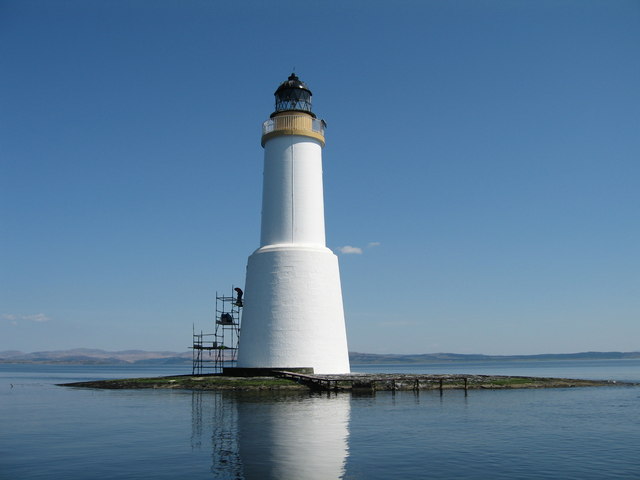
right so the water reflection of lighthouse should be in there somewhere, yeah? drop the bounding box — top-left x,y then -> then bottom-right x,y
193,392 -> 351,479
237,394 -> 351,480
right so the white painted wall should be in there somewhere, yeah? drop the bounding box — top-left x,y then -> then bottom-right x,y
238,245 -> 350,374
260,135 -> 326,247
238,128 -> 350,374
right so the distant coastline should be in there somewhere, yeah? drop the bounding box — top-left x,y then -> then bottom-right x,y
1,348 -> 639,365
349,351 -> 640,364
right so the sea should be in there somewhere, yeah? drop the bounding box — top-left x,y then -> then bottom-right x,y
1,359 -> 639,479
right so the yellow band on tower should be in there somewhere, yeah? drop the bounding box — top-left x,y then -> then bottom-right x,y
261,112 -> 325,147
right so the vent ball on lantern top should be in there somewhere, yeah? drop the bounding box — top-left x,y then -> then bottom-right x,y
272,73 -> 315,118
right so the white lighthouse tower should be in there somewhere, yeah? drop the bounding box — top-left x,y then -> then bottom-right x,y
236,74 -> 350,374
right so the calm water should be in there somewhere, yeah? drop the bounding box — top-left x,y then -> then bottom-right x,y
1,360 -> 639,479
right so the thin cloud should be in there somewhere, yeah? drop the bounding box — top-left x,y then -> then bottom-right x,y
2,313 -> 51,324
337,242 -> 379,254
338,245 -> 363,255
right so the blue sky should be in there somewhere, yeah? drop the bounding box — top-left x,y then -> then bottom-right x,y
1,0 -> 639,355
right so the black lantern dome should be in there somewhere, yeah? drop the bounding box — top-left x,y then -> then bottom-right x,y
272,73 -> 315,118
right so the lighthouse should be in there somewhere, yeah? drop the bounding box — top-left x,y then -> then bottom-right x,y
236,74 -> 350,374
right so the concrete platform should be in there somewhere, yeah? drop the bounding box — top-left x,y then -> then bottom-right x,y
223,367 -> 314,377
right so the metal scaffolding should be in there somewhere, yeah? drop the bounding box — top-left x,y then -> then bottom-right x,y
191,288 -> 242,375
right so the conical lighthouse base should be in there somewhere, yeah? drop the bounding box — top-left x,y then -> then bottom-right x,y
236,245 -> 351,374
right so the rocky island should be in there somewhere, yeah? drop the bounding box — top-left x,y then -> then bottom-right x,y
59,371 -> 626,392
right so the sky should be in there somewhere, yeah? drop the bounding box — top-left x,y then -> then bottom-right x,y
1,0 -> 639,355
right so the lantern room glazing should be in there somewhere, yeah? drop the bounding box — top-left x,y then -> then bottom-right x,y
272,73 -> 315,117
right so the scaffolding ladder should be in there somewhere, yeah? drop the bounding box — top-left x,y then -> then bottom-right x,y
191,288 -> 242,375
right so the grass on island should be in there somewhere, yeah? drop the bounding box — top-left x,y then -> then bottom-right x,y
62,375 -> 307,390
483,377 -> 539,386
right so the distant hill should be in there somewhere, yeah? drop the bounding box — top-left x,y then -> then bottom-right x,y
349,351 -> 640,364
1,348 -> 639,365
0,348 -> 192,365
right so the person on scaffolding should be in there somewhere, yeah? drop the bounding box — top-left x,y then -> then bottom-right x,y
234,287 -> 243,307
